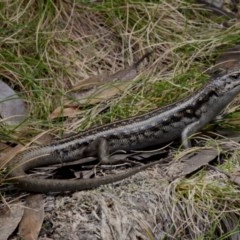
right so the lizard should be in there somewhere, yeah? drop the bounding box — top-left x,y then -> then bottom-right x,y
7,70 -> 240,193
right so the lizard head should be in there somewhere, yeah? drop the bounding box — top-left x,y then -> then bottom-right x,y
204,70 -> 240,117
215,70 -> 240,95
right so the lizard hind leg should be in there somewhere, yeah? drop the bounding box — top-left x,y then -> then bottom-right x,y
97,138 -> 111,164
85,137 -> 112,164
94,138 -> 129,165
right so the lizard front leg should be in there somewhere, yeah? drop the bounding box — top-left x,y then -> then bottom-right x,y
182,118 -> 209,148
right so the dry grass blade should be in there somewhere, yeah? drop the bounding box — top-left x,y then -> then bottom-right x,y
18,195 -> 45,240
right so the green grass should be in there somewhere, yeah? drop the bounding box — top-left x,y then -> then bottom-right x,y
1,0 -> 240,239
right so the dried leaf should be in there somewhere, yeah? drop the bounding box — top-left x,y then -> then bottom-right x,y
18,195 -> 45,240
208,46 -> 240,76
0,144 -> 24,170
0,131 -> 54,171
50,106 -> 83,119
0,203 -> 24,240
0,80 -> 28,125
167,149 -> 219,180
76,81 -> 131,105
68,51 -> 152,105
70,74 -> 108,92
71,51 -> 152,91
50,52 -> 152,119
29,130 -> 54,145
109,147 -> 168,164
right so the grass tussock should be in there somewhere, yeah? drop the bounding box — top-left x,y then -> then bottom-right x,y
1,0 -> 240,239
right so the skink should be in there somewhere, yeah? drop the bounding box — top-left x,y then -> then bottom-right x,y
8,70 -> 240,193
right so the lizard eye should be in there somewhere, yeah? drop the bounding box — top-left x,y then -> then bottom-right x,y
230,72 -> 240,80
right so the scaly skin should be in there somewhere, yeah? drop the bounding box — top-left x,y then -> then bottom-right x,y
8,70 -> 240,193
